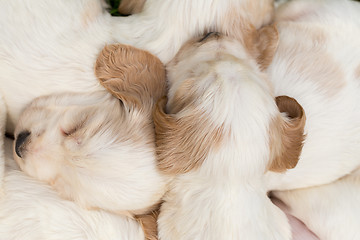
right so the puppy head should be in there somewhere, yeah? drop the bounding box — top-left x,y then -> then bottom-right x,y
154,27 -> 305,175
14,44 -> 168,215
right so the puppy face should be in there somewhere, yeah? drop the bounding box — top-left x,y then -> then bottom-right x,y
155,29 -> 305,175
14,44 -> 168,215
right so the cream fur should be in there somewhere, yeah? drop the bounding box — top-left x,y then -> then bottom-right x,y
13,91 -> 168,216
265,0 -> 360,191
264,0 -> 360,238
155,33 -> 296,240
0,137 -> 145,240
0,0 -> 273,134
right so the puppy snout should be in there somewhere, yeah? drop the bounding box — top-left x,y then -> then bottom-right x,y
15,131 -> 31,158
199,32 -> 220,42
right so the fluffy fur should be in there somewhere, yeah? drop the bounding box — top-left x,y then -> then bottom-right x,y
12,44 -> 169,240
0,137 -> 145,240
265,0 -> 360,191
263,0 -> 360,238
154,29 -> 306,239
0,0 -> 273,134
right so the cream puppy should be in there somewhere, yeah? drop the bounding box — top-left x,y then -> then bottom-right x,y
264,0 -> 360,191
154,29 -> 306,239
260,0 -> 360,239
13,44 -> 168,226
0,0 -> 273,134
0,137 -> 145,240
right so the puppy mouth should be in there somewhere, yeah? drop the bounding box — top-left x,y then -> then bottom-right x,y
15,130 -> 31,158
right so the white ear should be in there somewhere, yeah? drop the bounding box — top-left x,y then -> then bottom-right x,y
268,96 -> 306,172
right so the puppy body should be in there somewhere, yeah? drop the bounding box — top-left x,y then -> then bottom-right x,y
262,0 -> 360,238
265,0 -> 360,191
0,137 -> 145,240
154,32 -> 305,239
0,0 -> 273,133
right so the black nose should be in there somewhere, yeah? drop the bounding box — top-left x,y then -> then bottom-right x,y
15,131 -> 31,158
199,32 -> 220,42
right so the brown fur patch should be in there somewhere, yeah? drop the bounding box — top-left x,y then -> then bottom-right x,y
135,203 -> 161,240
268,96 -> 306,172
94,44 -> 166,110
153,98 -> 224,174
241,24 -> 279,71
118,0 -> 146,15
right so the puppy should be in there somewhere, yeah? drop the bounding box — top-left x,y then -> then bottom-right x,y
153,28 -> 306,239
13,44 -> 168,232
0,0 -> 273,134
0,137 -> 145,240
261,0 -> 360,238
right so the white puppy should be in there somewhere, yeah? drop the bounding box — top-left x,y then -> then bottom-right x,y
11,44 -> 168,239
0,137 -> 145,240
262,0 -> 360,238
0,0 -> 273,134
264,0 -> 360,191
153,28 -> 306,239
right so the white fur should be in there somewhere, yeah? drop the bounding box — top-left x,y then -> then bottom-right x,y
157,35 -> 291,240
0,137 -> 145,240
273,169 -> 360,240
0,0 -> 273,133
13,91 -> 168,215
264,0 -> 360,238
265,0 -> 360,190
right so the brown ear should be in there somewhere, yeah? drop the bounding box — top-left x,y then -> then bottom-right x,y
268,96 -> 306,172
118,0 -> 146,15
244,24 -> 279,71
153,97 -> 224,175
134,205 -> 160,240
94,44 -> 166,110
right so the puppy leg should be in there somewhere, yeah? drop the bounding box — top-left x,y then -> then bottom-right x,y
273,170 -> 360,240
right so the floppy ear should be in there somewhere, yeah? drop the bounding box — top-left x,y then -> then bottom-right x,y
244,24 -> 279,71
118,0 -> 146,15
134,204 -> 161,240
153,97 -> 224,175
268,96 -> 306,172
94,44 -> 166,110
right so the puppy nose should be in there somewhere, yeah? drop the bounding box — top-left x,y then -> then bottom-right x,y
15,131 -> 31,158
199,32 -> 220,42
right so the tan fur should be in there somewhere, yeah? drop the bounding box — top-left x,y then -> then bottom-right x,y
94,44 -> 166,110
222,1 -> 274,44
153,98 -> 224,174
268,96 -> 306,172
135,204 -> 161,240
118,0 -> 146,15
242,25 -> 279,71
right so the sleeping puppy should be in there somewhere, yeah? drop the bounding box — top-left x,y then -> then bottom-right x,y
153,28 -> 306,239
0,137 -> 145,240
0,0 -> 273,134
12,44 -> 168,239
261,0 -> 360,238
